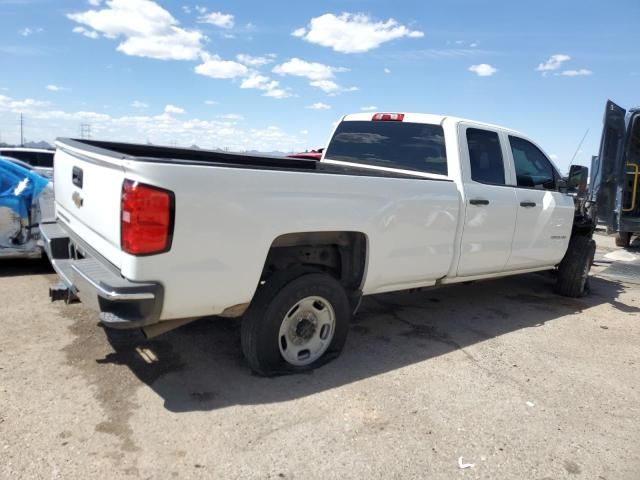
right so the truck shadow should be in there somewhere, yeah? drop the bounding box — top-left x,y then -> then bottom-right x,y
99,273 -> 637,413
0,257 -> 53,277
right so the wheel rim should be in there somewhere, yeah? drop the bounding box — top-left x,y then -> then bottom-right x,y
278,295 -> 336,366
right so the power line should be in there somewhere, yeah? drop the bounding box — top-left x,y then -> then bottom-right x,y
19,113 -> 24,146
80,123 -> 92,139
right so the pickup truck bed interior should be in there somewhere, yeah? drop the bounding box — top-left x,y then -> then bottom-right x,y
63,138 -> 448,181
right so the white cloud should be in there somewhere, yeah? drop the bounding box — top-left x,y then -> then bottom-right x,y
195,55 -> 291,99
292,27 -> 306,37
67,0 -> 204,61
239,72 -> 292,99
468,63 -> 497,77
0,95 -> 50,111
46,84 -> 70,92
560,69 -> 592,77
72,26 -> 100,39
198,11 -> 234,29
88,0 -> 102,6
273,58 -> 347,81
470,42 -> 478,48
19,27 -> 43,37
131,100 -> 148,108
236,53 -> 276,67
66,1 -> 294,101
292,13 -> 424,53
262,88 -> 291,99
217,113 -> 244,120
308,80 -> 339,93
239,72 -> 273,89
300,129 -> 309,135
536,54 -> 591,78
164,104 -> 185,114
204,100 -> 218,105
307,102 -> 331,110
0,93 -> 305,151
360,105 -> 377,111
384,67 -> 391,74
273,58 -> 356,94
308,80 -> 357,95
195,54 -> 249,79
537,54 -> 571,74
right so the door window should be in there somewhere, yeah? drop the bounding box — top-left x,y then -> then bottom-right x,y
35,152 -> 54,168
509,136 -> 557,190
466,128 -> 506,185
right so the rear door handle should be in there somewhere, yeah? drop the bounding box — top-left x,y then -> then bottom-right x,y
72,166 -> 83,188
520,201 -> 536,208
469,199 -> 490,206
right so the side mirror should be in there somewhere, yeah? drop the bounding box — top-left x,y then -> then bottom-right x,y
561,165 -> 589,194
568,165 -> 589,191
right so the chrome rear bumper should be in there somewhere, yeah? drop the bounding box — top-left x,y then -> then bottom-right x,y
40,220 -> 163,329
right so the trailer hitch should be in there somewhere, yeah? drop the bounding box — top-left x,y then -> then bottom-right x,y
49,283 -> 79,304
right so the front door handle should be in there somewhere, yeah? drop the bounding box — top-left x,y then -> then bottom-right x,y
520,201 -> 537,208
469,199 -> 490,206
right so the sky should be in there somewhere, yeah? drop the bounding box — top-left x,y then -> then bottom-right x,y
1,0 -> 639,171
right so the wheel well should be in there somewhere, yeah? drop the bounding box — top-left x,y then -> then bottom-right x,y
261,231 -> 367,292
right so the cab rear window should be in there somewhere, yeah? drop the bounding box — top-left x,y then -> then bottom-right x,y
325,121 -> 448,175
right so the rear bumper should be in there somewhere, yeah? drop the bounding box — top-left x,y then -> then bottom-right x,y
40,220 -> 163,329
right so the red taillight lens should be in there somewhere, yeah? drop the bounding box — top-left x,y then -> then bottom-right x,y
121,179 -> 174,255
372,113 -> 405,121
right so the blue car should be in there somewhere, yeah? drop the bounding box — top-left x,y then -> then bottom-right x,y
0,156 -> 52,259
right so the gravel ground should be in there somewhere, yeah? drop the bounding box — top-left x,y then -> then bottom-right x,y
1,233 -> 639,479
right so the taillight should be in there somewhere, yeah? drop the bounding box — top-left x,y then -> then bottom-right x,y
372,113 -> 404,121
121,179 -> 174,255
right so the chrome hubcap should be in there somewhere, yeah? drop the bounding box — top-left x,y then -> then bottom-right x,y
278,296 -> 336,366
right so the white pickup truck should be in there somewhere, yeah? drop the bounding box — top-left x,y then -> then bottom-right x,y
41,112 -> 596,375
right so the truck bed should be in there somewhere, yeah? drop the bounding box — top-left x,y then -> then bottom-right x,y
61,138 -> 441,181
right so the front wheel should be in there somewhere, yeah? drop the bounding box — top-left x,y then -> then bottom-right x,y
556,235 -> 596,297
241,271 -> 350,376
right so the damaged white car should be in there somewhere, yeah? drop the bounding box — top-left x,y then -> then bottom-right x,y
0,156 -> 53,259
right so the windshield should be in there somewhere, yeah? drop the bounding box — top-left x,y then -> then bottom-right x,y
325,120 -> 448,175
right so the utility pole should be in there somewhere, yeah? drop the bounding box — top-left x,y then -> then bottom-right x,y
20,113 -> 24,146
80,123 -> 92,139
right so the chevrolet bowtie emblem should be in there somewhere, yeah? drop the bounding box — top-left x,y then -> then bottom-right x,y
72,191 -> 84,208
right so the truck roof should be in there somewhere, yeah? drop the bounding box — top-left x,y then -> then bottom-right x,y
341,112 -> 526,137
0,147 -> 54,153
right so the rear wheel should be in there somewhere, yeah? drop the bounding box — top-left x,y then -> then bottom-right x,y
241,271 -> 350,376
556,235 -> 596,297
615,231 -> 632,248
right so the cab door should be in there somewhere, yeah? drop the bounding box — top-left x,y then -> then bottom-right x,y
456,125 -> 518,276
505,135 -> 575,269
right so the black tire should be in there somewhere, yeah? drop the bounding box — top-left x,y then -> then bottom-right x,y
241,270 -> 350,376
556,235 -> 596,297
615,231 -> 632,248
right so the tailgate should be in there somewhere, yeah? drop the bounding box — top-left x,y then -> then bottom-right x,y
54,141 -> 126,268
